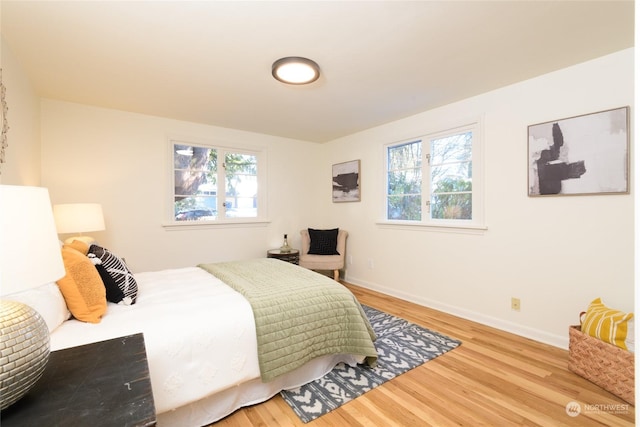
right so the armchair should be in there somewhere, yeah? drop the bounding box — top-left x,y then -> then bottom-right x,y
299,228 -> 348,281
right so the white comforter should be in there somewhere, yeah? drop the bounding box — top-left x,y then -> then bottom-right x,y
50,267 -> 261,414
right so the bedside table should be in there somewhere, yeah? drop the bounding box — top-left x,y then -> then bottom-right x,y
267,248 -> 300,265
1,333 -> 156,427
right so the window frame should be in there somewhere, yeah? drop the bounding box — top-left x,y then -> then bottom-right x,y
165,138 -> 268,229
381,119 -> 486,232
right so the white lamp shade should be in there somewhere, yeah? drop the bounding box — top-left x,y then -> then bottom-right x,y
53,203 -> 105,234
0,185 -> 65,296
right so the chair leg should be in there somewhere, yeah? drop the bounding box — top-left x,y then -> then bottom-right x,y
333,269 -> 339,281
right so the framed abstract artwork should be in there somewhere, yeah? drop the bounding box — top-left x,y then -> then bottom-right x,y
332,160 -> 360,202
528,106 -> 629,196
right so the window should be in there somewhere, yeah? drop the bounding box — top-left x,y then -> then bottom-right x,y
385,121 -> 483,227
172,140 -> 264,223
387,140 -> 422,221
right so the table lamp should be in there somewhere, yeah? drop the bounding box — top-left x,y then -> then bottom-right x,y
52,203 -> 105,244
0,185 -> 65,410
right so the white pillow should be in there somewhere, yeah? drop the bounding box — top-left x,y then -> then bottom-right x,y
4,282 -> 71,332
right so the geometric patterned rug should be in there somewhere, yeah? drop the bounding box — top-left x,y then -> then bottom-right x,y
280,304 -> 462,423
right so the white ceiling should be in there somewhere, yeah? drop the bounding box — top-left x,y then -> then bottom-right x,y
1,1 -> 634,143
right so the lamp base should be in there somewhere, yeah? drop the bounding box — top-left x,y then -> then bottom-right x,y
0,300 -> 50,411
63,235 -> 95,245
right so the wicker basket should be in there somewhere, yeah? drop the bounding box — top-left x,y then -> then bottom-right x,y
568,325 -> 635,405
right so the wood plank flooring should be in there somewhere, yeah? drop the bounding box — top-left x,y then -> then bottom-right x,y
212,282 -> 635,426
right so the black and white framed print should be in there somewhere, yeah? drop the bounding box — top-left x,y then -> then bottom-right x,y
332,160 -> 360,202
528,106 -> 629,196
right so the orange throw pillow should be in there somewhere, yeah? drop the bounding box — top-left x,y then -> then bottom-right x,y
67,239 -> 90,255
56,245 -> 107,323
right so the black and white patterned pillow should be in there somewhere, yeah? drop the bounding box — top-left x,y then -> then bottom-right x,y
92,261 -> 125,304
88,244 -> 137,305
307,228 -> 340,255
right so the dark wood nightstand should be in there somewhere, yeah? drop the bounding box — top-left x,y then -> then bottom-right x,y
267,248 -> 300,265
1,333 -> 156,427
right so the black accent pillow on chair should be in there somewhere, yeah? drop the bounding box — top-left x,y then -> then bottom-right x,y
308,228 -> 340,255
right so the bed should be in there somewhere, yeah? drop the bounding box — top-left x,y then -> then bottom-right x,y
35,257 -> 378,426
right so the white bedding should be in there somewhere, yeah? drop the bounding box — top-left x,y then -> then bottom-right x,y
51,267 -> 260,415
50,266 -> 363,426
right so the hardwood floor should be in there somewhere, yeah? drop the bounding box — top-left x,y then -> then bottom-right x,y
213,282 -> 635,426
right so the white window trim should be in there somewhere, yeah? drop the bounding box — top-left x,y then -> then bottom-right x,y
162,219 -> 270,230
376,220 -> 487,234
379,117 -> 486,233
163,137 -> 269,229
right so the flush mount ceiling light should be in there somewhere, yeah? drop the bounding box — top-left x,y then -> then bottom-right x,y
272,57 -> 320,85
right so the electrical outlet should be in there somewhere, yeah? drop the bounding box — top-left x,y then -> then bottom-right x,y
348,255 -> 353,266
367,259 -> 374,269
511,297 -> 521,311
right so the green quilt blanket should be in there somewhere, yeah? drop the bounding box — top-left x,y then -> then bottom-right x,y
198,258 -> 377,382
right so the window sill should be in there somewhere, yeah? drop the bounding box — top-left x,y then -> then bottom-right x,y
376,220 -> 487,235
162,218 -> 270,231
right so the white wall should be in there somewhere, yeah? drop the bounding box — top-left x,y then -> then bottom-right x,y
40,101 -> 325,273
325,48 -> 634,348
0,37 -> 41,185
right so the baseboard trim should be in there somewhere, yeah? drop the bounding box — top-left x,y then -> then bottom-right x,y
345,275 -> 568,350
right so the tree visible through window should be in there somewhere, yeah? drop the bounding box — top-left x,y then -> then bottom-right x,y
387,140 -> 422,220
385,122 -> 481,225
223,152 -> 257,218
429,132 -> 472,220
172,141 -> 260,222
